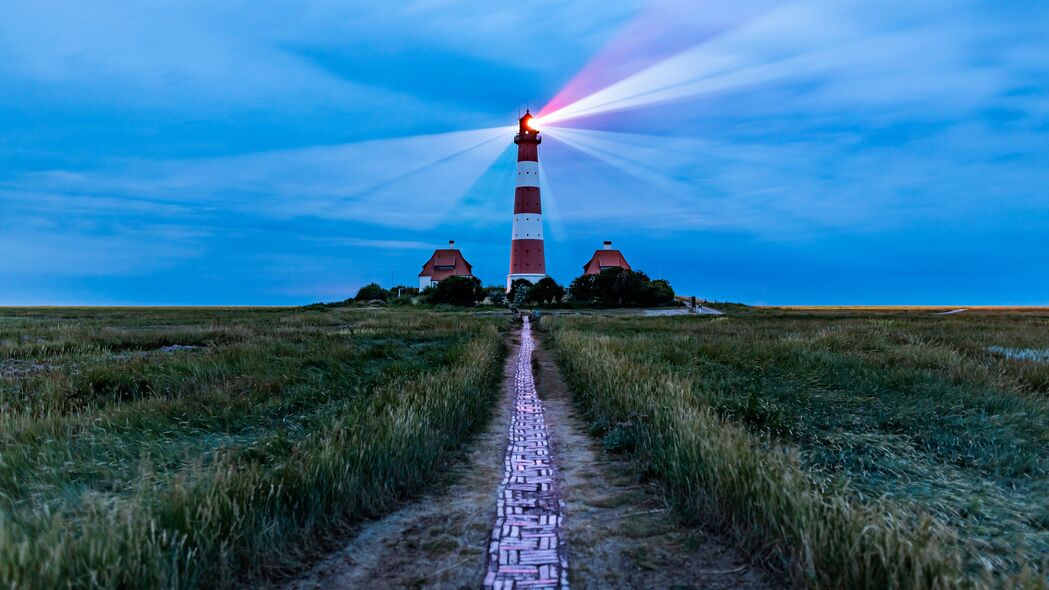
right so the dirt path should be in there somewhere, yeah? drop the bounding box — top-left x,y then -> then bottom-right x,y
533,333 -> 781,590
285,323 -> 781,589
484,317 -> 567,588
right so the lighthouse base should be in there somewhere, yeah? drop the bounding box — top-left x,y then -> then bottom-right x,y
506,273 -> 546,292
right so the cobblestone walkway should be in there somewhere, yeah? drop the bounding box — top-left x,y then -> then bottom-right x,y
485,317 -> 568,589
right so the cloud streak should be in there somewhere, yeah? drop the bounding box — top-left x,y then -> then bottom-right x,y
1,0 -> 1047,304
4,127 -> 514,229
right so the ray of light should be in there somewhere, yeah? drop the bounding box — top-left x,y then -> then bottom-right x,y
540,0 -> 781,119
536,2 -> 876,125
539,125 -> 920,235
331,126 -> 515,228
7,126 -> 516,231
536,160 -> 569,243
541,126 -> 705,214
537,130 -> 730,232
537,125 -> 846,234
429,142 -> 516,230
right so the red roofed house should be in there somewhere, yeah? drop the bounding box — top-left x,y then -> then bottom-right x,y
583,241 -> 632,275
419,240 -> 474,290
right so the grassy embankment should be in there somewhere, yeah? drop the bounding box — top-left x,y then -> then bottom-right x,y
0,307 -> 505,588
545,310 -> 1049,589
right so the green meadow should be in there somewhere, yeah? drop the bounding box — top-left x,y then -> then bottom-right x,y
545,309 -> 1049,589
0,307 -> 505,588
2,305 -> 1047,588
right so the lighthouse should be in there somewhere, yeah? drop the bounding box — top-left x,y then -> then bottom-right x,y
507,111 -> 547,290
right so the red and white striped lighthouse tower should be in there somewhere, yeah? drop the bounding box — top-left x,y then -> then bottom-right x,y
507,111 -> 547,289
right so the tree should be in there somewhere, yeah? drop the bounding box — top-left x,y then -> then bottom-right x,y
649,279 -> 676,307
567,274 -> 600,305
354,282 -> 388,302
505,277 -> 565,306
513,284 -> 532,306
506,279 -> 532,304
568,268 -> 676,307
529,277 -> 565,305
425,276 -> 484,306
570,268 -> 645,306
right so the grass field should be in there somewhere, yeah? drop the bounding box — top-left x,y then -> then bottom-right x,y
545,309 -> 1049,589
4,305 -> 1048,589
0,307 -> 505,589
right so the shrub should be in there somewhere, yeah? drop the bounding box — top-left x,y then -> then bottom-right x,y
506,278 -> 566,307
353,282 -> 389,302
425,276 -> 484,306
529,277 -> 565,305
484,285 -> 508,305
513,284 -> 531,306
568,268 -> 676,307
388,285 -> 419,299
507,279 -> 532,304
388,285 -> 420,306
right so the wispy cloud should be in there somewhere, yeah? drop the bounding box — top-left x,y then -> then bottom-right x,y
540,0 -> 1041,123
4,127 -> 514,229
306,237 -> 437,251
1,0 -> 1047,304
0,224 -> 203,276
528,0 -> 1049,246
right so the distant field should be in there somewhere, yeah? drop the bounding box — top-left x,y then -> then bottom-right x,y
766,306 -> 1049,312
0,307 -> 505,589
546,309 -> 1049,588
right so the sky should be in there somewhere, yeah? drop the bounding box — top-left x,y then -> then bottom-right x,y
1,0 -> 1047,305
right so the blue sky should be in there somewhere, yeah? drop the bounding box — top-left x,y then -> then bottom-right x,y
1,0 -> 1047,305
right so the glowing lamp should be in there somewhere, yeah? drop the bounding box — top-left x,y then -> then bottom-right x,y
516,110 -> 543,141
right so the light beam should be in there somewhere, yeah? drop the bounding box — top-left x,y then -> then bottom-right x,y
10,126 -> 516,231
538,2 -> 884,125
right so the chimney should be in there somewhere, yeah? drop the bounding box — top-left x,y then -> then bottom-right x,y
448,240 -> 455,248
603,240 -> 612,250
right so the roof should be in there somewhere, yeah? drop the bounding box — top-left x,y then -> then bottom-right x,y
419,248 -> 474,281
582,250 -> 632,275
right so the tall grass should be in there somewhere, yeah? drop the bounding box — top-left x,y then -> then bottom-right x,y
546,312 -> 1049,589
0,307 -> 505,588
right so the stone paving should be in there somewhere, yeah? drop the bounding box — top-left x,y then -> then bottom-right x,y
485,316 -> 568,589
